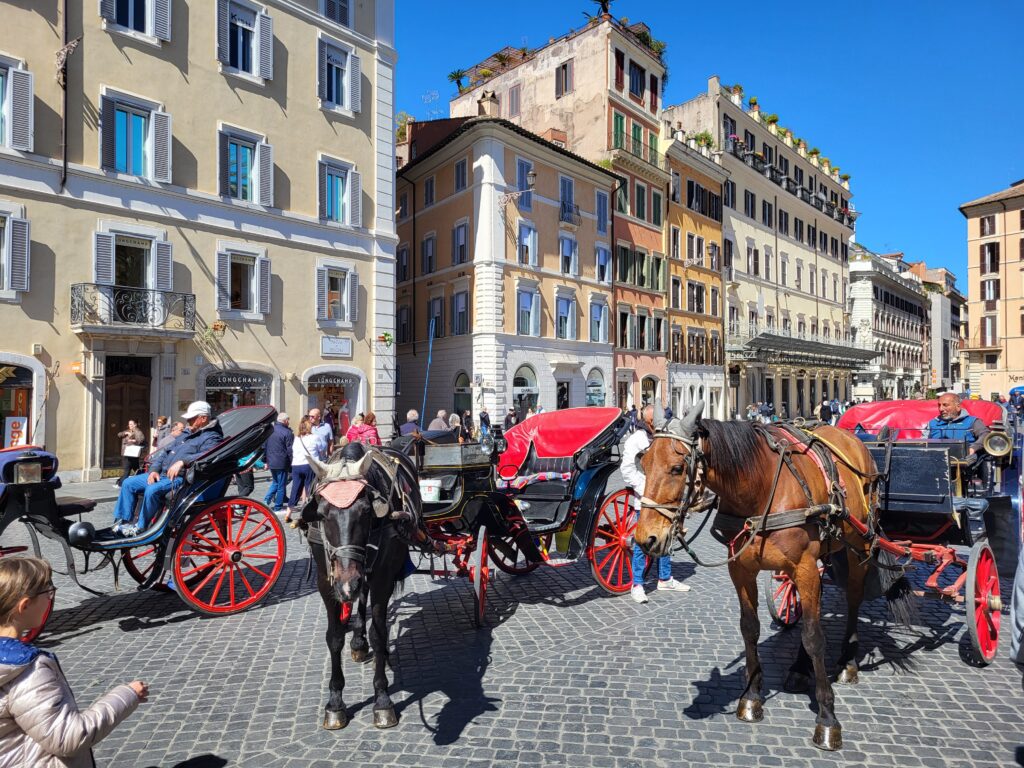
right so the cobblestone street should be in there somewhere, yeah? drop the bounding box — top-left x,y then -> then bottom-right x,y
10,476 -> 1023,768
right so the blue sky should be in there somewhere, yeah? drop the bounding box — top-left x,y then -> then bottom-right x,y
395,1 -> 1024,281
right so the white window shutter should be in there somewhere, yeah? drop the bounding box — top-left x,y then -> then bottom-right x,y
151,110 -> 172,183
529,228 -> 538,267
257,12 -> 274,80
530,293 -> 540,337
349,52 -> 361,113
348,168 -> 361,226
216,251 -> 231,310
93,232 -> 115,284
317,40 -> 328,101
256,141 -> 274,207
153,0 -> 171,41
8,218 -> 30,292
316,267 -> 328,319
9,69 -> 34,153
348,270 -> 359,323
154,240 -> 173,291
257,256 -> 271,315
99,0 -> 115,22
572,241 -> 579,277
216,0 -> 230,64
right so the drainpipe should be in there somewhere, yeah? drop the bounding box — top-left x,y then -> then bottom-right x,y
409,177 -> 418,356
59,0 -> 69,191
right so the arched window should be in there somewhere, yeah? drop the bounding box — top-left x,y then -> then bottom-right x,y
641,376 -> 658,407
585,368 -> 605,407
512,365 -> 539,419
454,372 -> 472,422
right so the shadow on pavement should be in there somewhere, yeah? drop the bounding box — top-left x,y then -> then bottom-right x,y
144,755 -> 228,768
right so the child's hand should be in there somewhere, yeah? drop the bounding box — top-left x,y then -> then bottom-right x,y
128,681 -> 149,702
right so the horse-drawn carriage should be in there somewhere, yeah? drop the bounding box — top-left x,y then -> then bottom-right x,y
761,399 -> 1021,664
0,405 -> 288,639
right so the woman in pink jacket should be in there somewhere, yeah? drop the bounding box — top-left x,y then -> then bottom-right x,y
0,558 -> 147,767
345,411 -> 382,446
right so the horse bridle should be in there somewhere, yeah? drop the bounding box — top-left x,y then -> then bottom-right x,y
640,430 -> 707,538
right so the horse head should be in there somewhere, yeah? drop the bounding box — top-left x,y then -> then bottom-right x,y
636,400 -> 705,557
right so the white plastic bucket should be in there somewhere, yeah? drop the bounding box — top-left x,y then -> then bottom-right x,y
419,479 -> 442,502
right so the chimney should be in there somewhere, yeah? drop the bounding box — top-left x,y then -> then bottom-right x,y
477,90 -> 499,117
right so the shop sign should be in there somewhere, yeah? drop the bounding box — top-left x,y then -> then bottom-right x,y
4,417 -> 28,448
205,371 -> 272,390
321,336 -> 353,359
309,373 -> 360,389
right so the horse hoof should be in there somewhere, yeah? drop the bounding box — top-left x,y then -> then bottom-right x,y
836,665 -> 859,685
812,724 -> 842,751
373,707 -> 398,729
323,709 -> 349,730
351,649 -> 370,663
784,671 -> 811,693
736,698 -> 763,723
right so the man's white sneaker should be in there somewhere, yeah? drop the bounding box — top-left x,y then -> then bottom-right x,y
657,577 -> 691,592
630,585 -> 649,603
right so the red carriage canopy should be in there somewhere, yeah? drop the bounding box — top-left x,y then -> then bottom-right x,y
836,399 -> 1006,439
499,407 -> 622,478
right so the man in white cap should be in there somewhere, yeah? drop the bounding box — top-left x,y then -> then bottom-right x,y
111,401 -> 223,537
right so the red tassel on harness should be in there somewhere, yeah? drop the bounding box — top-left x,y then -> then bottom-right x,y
339,602 -> 352,621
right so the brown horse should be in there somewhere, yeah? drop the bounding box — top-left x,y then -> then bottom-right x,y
635,401 -> 895,751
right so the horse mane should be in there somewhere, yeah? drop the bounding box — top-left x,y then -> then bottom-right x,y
698,419 -> 769,479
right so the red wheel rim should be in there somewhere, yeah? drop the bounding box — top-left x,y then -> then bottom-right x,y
769,571 -> 802,626
122,544 -> 161,586
471,528 -> 489,627
968,545 -> 1000,662
21,596 -> 51,644
173,499 -> 286,615
590,489 -> 638,594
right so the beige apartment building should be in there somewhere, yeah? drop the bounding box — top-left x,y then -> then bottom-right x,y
664,76 -> 875,418
960,181 -> 1024,398
906,261 -> 968,393
0,1 -> 397,479
449,15 -> 670,409
394,109 -> 619,421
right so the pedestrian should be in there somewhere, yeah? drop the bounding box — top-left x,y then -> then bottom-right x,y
153,420 -> 184,453
263,412 -> 293,513
745,403 -> 758,421
758,401 -> 772,424
152,415 -> 170,450
628,404 -> 638,429
663,405 -> 674,421
478,407 -> 491,436
525,407 -> 536,420
463,410 -> 475,438
448,413 -> 464,442
400,409 -> 420,435
322,401 -> 337,435
287,416 -> 321,518
503,408 -> 517,431
0,557 -> 148,766
779,402 -> 788,420
234,450 -> 263,497
829,397 -> 842,425
115,419 -> 146,488
621,405 -> 691,602
817,398 -> 832,423
308,408 -> 334,455
347,412 -> 382,446
427,410 -> 448,431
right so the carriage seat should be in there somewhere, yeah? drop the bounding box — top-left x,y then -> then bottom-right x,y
54,496 -> 97,517
496,445 -> 574,495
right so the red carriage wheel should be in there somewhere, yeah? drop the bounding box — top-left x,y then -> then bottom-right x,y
589,489 -> 642,594
172,498 -> 286,616
762,570 -> 802,627
121,544 -> 162,586
469,525 -> 489,627
965,541 -> 1001,664
488,527 -> 549,575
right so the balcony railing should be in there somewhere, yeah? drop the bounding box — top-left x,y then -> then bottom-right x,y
961,330 -> 1000,350
612,130 -> 666,171
70,283 -> 196,334
727,322 -> 874,352
559,200 -> 582,225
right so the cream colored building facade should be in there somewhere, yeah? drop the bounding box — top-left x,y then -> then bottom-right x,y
664,76 -> 874,418
394,114 -> 618,422
960,182 -> 1024,398
0,1 -> 397,479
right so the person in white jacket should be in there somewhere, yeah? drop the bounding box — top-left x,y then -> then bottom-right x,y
621,405 -> 692,603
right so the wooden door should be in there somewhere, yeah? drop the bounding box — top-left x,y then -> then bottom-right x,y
104,357 -> 152,468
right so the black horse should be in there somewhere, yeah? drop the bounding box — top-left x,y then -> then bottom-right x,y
302,442 -> 422,730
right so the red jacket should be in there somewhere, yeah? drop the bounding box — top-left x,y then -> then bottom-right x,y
346,423 -> 381,446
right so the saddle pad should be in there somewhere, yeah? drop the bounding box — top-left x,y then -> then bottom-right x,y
318,479 -> 366,509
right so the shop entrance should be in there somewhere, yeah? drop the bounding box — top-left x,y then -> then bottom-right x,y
453,373 -> 473,424
0,365 -> 34,448
104,356 -> 152,468
307,372 -> 361,437
556,381 -> 570,410
205,370 -> 272,415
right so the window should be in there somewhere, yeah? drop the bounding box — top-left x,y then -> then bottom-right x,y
518,223 -> 537,266
830,237 -> 838,258
781,258 -> 788,286
397,191 -> 408,220
619,310 -> 631,348
516,159 -> 532,210
321,0 -> 349,25
318,40 -> 357,110
671,277 -> 681,309
216,248 -> 271,317
613,112 -> 626,150
744,190 -> 756,218
508,84 -> 521,117
555,60 -> 574,98
637,313 -> 648,350
628,61 -> 646,99
615,180 -> 628,214
778,210 -> 789,236
559,236 -> 578,276
794,167 -> 804,187
982,279 -> 1000,301
819,230 -> 828,253
635,250 -> 647,287
687,180 -> 722,221
617,245 -> 632,283
747,246 -> 758,276
651,190 -> 662,226
421,235 -> 436,274
517,290 -> 540,336
319,160 -> 360,225
614,49 -> 625,90
452,291 -> 469,335
101,0 -> 171,40
229,254 -> 255,310
821,270 -> 827,298
778,156 -> 789,176
427,296 -> 444,338
649,74 -> 659,111
671,227 -> 681,259
671,171 -> 681,203
556,296 -> 576,339
596,246 -> 610,283
115,0 -> 146,33
809,266 -> 816,296
634,182 -> 647,221
596,191 -> 609,235
761,200 -> 773,228
114,103 -> 148,176
832,276 -> 838,302
794,218 -> 804,242
980,215 -> 996,237
225,135 -> 254,201
452,222 -> 468,264
454,158 -> 467,192
590,302 -> 609,343
686,281 -> 705,314
709,242 -> 720,270
744,129 -> 755,149
724,180 -> 736,209
397,245 -> 409,282
807,224 -> 816,248
980,242 -> 999,274
100,95 -> 171,182
397,305 -> 410,343
652,254 -> 664,291
218,1 -> 273,80
761,143 -> 774,166
763,249 -> 771,282
795,262 -> 803,290
424,176 -> 435,206
560,175 -> 575,209
985,353 -> 998,370
710,287 -> 719,316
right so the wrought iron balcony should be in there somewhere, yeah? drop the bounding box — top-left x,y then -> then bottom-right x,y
70,283 -> 196,337
743,152 -> 766,173
612,130 -> 667,174
559,200 -> 582,226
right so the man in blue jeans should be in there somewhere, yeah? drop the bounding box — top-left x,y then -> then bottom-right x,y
262,413 -> 293,512
111,401 -> 224,536
620,404 -> 691,603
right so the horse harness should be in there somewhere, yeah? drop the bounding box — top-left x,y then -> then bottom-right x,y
642,423 -> 871,568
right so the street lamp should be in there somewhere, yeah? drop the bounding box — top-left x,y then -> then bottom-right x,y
498,169 -> 536,209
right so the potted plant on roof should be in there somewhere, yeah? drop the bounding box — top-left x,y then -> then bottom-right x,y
764,113 -> 779,135
808,147 -> 820,166
796,137 -> 807,157
687,133 -> 698,150
820,156 -> 831,174
730,83 -> 743,106
695,130 -> 715,157
748,96 -> 760,119
840,173 -> 851,190
447,69 -> 467,94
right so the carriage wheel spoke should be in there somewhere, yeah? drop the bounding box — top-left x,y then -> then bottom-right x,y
232,507 -> 254,546
236,519 -> 271,548
205,512 -> 228,545
208,565 -> 229,606
236,565 -> 258,598
240,533 -> 277,551
180,558 -> 218,579
193,562 -> 226,593
240,560 -> 272,581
